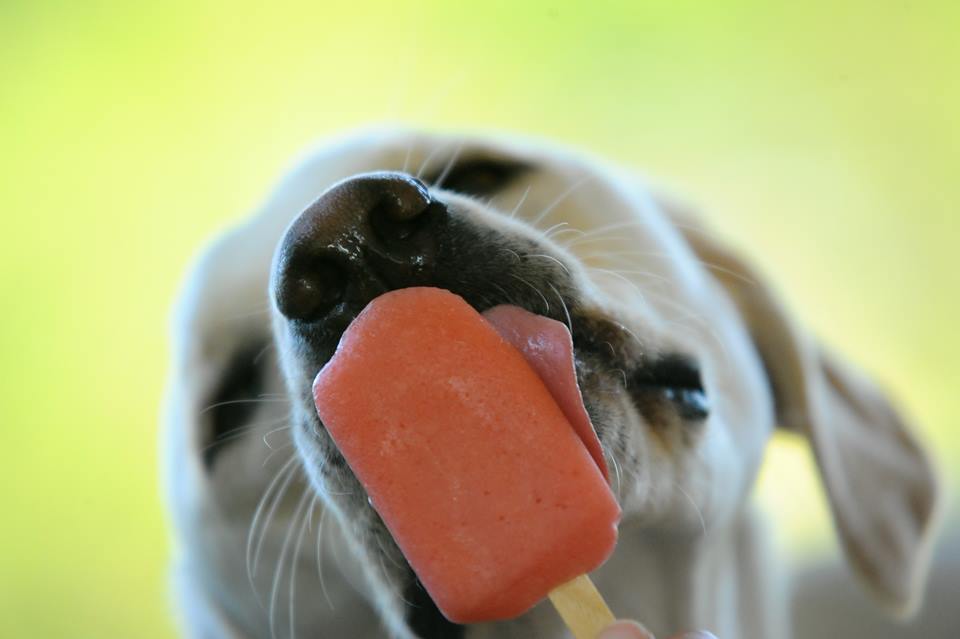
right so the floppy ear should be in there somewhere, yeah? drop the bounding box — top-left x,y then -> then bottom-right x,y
671,213 -> 941,616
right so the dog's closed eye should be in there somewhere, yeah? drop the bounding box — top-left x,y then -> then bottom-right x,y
630,355 -> 710,422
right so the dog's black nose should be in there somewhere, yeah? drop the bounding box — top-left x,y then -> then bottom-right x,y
272,172 -> 447,322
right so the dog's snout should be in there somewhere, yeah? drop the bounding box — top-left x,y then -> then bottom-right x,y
273,172 -> 445,322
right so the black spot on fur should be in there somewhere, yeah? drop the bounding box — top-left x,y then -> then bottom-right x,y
428,156 -> 531,197
202,340 -> 267,469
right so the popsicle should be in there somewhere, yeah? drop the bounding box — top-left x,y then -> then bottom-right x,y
312,286 -> 621,635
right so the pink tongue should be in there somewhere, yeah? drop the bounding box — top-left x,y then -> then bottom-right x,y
482,305 -> 609,480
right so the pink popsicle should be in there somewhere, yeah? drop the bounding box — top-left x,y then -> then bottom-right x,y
312,287 -> 620,623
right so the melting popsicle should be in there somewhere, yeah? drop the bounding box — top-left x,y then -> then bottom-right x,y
312,286 -> 620,632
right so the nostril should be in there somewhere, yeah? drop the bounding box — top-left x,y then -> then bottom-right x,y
276,259 -> 346,321
371,200 -> 429,242
369,177 -> 435,243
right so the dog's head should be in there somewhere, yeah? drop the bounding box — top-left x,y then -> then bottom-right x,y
167,129 -> 940,637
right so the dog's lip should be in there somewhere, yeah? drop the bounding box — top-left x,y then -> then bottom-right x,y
481,304 -> 609,479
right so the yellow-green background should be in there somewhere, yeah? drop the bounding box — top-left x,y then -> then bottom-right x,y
2,1 -> 957,637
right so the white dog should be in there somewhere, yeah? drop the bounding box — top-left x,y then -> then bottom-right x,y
164,128 -> 941,639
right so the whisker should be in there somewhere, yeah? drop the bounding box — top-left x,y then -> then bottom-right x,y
546,227 -> 586,242
415,142 -> 448,180
378,553 -> 415,608
579,249 -> 757,287
287,492 -> 314,639
314,502 -> 335,610
508,273 -> 550,315
269,487 -> 312,639
262,442 -> 296,468
603,341 -> 617,358
499,247 -> 522,265
587,267 -> 672,288
559,234 -> 640,250
507,185 -> 531,218
401,143 -> 414,174
203,412 -> 288,441
676,483 -> 708,537
524,253 -> 570,276
586,267 -> 649,307
247,455 -> 300,602
560,219 -> 645,248
641,290 -> 731,361
605,448 -> 623,503
198,397 -> 289,417
548,283 -> 573,335
262,424 -> 293,450
541,221 -> 569,239
620,324 -> 645,351
578,249 -> 655,261
614,367 -> 628,389
250,458 -> 301,583
473,291 -> 496,311
528,174 -> 592,227
200,429 -> 252,452
374,532 -> 406,571
697,261 -> 757,287
200,415 -> 290,454
489,281 -> 515,307
431,142 -> 464,190
253,341 -> 275,365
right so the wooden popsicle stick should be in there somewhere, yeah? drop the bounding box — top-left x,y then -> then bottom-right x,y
548,573 -> 616,639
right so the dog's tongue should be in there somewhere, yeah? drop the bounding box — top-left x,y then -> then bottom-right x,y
482,305 -> 608,479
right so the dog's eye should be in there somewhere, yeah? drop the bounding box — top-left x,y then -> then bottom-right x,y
631,355 -> 710,421
431,157 -> 530,197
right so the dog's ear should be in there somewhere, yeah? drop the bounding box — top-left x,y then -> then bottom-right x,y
670,213 -> 941,616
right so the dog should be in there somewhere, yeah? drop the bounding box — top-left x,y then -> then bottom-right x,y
163,128 -> 941,639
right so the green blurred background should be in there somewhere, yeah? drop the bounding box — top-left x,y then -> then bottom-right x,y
1,1 -> 957,637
